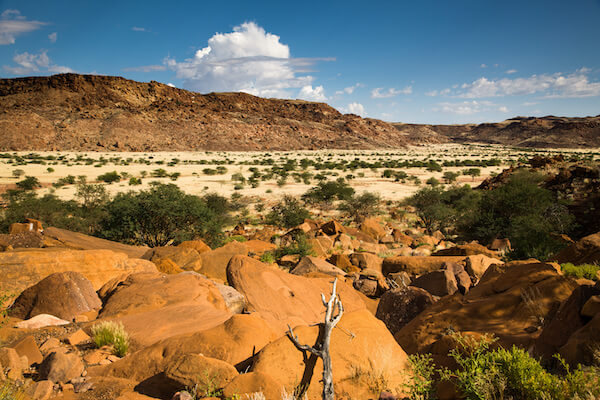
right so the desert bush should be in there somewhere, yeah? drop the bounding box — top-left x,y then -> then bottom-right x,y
437,332 -> 600,400
151,168 -> 168,178
338,192 -> 381,222
53,174 -> 77,187
302,180 -> 355,205
46,167 -> 54,173
0,191 -> 91,233
100,183 -> 228,247
16,176 -> 41,190
404,353 -> 436,400
128,177 -> 142,185
463,168 -> 481,180
260,251 -> 276,263
467,171 -> 573,260
443,171 -> 459,184
274,234 -> 315,261
561,263 -> 599,281
425,177 -> 440,187
0,380 -> 26,400
91,321 -> 130,357
97,171 -> 121,184
75,183 -> 109,210
266,195 -> 310,229
11,169 -> 25,179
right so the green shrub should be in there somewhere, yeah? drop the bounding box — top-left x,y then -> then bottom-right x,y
99,183 -> 228,247
274,234 -> 315,261
16,176 -> 41,190
0,380 -> 26,400
404,353 -> 436,400
97,171 -> 121,183
260,252 -> 276,264
129,177 -> 142,185
561,263 -> 599,281
0,191 -> 92,234
302,180 -> 355,205
91,321 -> 130,357
440,332 -> 600,400
266,195 -> 310,229
338,192 -> 381,222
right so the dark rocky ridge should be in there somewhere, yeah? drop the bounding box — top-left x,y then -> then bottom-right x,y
394,115 -> 600,148
0,74 -> 416,151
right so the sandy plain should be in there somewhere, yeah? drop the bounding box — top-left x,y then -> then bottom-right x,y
1,144 -> 598,203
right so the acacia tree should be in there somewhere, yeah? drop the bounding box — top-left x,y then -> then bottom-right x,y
287,279 -> 344,400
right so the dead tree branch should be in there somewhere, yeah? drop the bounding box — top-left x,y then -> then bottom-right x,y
287,278 -> 344,400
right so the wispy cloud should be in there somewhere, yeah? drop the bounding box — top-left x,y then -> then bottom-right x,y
165,22 -> 333,99
0,9 -> 46,45
433,100 -> 505,115
506,69 -> 517,74
3,50 -> 73,75
48,32 -> 57,43
123,64 -> 167,72
335,83 -> 364,96
131,26 -> 148,32
370,86 -> 412,98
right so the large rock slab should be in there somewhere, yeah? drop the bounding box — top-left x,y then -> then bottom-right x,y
382,256 -> 466,276
291,256 -> 345,277
43,227 -> 148,258
533,283 -> 600,364
142,246 -> 203,272
395,262 -> 578,358
199,241 -> 248,282
95,314 -> 278,386
0,248 -> 156,293
252,310 -> 410,400
97,272 -> 231,347
227,255 -> 366,333
9,271 -> 101,321
376,286 -> 436,336
554,231 -> 600,265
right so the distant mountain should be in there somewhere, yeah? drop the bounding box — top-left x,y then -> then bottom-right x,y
1,74 -> 597,151
0,74 -> 416,151
393,115 -> 600,148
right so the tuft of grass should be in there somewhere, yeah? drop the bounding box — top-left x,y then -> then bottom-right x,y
90,321 -> 130,357
0,381 -> 26,400
561,263 -> 599,281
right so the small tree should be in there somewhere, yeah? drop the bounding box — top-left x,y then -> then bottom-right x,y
266,195 -> 310,229
16,176 -> 41,191
97,171 -> 121,184
443,171 -> 459,184
338,192 -> 381,222
463,168 -> 481,181
12,169 -> 25,179
287,278 -> 344,400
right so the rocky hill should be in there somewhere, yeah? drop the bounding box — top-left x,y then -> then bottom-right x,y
0,74 -> 416,151
395,115 -> 600,148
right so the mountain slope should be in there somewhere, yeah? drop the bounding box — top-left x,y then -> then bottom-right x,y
0,74 -> 412,151
395,116 -> 600,148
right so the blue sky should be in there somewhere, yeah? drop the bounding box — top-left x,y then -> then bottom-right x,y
1,0 -> 599,124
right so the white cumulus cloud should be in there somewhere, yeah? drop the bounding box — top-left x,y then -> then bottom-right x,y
165,22 -> 331,98
3,50 -> 73,75
371,86 -> 412,98
298,85 -> 326,101
0,9 -> 46,45
346,102 -> 365,116
456,68 -> 600,98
